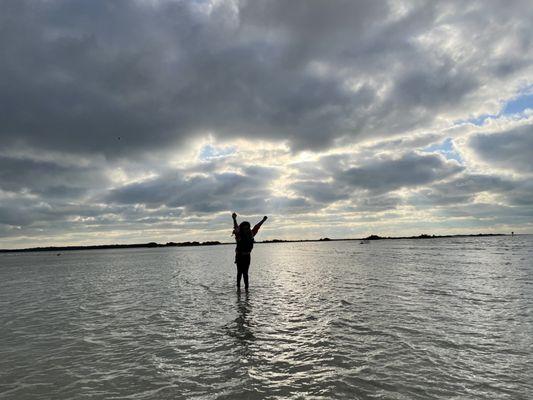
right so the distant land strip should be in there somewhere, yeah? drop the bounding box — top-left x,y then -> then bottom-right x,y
0,233 -> 509,253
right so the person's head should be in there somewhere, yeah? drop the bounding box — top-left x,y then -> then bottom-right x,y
239,221 -> 251,234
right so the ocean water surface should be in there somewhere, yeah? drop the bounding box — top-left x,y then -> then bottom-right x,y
1,236 -> 532,399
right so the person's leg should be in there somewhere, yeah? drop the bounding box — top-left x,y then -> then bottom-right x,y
236,268 -> 242,290
236,254 -> 243,290
242,268 -> 249,290
242,254 -> 251,290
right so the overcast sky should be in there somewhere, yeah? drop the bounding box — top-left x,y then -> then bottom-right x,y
1,0 -> 532,248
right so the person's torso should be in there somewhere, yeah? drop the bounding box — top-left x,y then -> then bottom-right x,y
236,234 -> 254,253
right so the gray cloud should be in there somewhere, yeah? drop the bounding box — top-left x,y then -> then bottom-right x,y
105,167 -> 280,214
437,203 -> 533,222
290,180 -> 349,204
409,173 -> 524,206
0,195 -> 103,227
336,152 -> 463,193
2,0 -> 532,156
344,195 -> 402,213
0,155 -> 108,199
469,123 -> 533,172
291,152 -> 463,213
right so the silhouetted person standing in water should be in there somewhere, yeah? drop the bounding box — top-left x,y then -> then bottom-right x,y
232,212 -> 267,291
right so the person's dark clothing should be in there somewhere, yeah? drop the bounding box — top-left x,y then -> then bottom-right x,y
236,252 -> 251,290
236,234 -> 254,253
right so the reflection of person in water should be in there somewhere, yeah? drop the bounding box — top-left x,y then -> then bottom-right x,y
235,291 -> 253,342
224,291 -> 254,358
232,212 -> 267,291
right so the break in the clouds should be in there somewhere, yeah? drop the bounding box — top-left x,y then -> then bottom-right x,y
1,0 -> 532,248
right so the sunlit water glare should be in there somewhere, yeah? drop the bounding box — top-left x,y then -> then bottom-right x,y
1,236 -> 532,399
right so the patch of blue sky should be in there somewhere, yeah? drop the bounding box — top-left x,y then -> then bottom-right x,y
199,144 -> 236,161
502,92 -> 533,115
455,85 -> 533,127
422,137 -> 463,163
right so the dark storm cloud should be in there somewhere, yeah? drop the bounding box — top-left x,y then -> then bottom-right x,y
2,0 -> 532,156
469,123 -> 533,172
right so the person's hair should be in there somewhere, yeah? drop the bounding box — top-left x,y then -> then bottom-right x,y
239,221 -> 251,232
237,221 -> 254,251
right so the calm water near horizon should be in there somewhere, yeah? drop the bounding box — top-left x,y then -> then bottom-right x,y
1,236 -> 532,399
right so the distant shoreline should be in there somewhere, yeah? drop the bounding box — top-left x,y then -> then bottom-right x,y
0,233 -> 510,253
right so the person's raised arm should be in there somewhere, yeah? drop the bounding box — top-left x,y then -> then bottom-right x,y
232,212 -> 239,234
252,216 -> 268,236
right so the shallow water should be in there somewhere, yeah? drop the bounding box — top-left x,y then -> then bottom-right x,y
1,236 -> 532,399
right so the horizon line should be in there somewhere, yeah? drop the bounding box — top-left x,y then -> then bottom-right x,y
0,232 -> 520,253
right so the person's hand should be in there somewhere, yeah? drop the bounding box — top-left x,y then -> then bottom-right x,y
263,216 -> 268,221
232,212 -> 237,219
